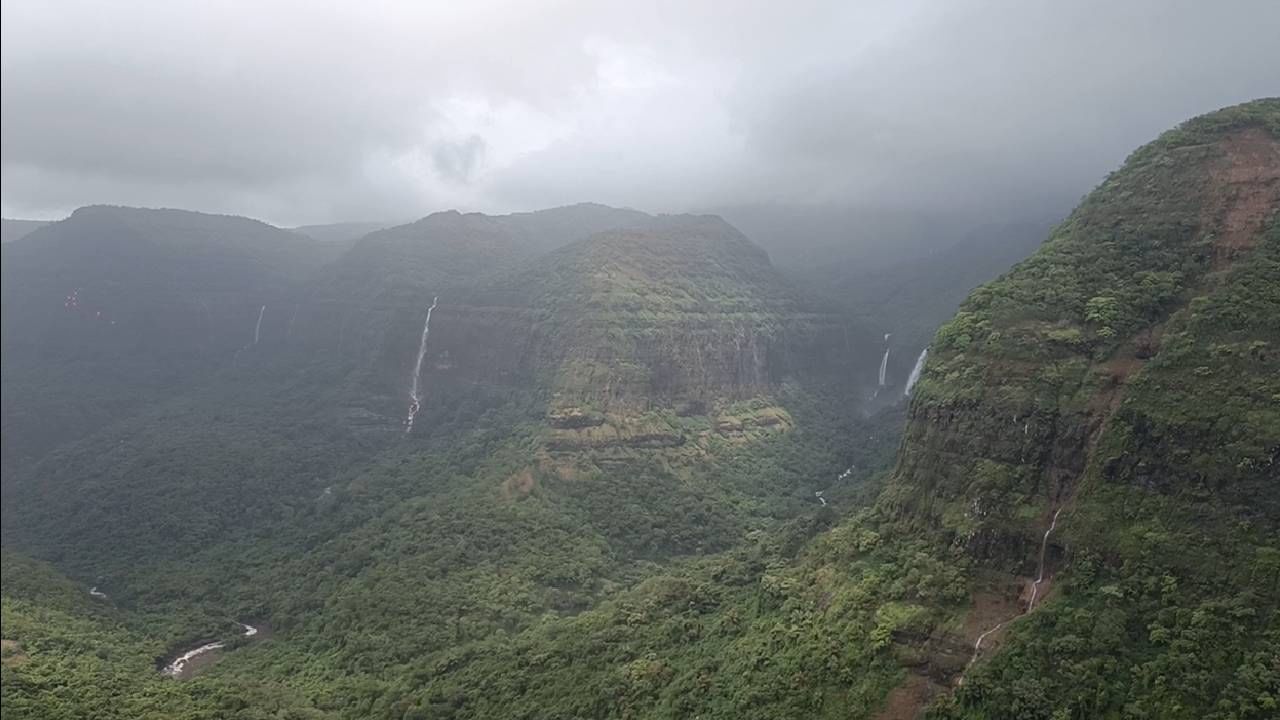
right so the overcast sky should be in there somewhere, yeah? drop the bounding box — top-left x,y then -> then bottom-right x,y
2,0 -> 1277,226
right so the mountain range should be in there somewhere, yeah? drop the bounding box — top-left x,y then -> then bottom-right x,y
1,98 -> 1276,720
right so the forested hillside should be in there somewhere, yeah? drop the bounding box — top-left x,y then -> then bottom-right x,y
2,198 -> 903,718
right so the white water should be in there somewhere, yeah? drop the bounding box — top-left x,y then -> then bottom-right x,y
903,348 -> 928,396
1027,507 -> 1064,610
965,621 -> 1008,674
88,586 -> 107,599
814,491 -> 828,507
252,305 -> 267,345
404,297 -> 439,433
877,348 -> 891,386
162,641 -> 225,677
162,623 -> 258,678
964,506 -> 1065,677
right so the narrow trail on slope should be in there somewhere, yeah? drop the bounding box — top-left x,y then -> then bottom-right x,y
962,505 -> 1065,680
404,296 -> 439,434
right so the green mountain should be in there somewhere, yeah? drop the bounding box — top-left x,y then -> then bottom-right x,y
2,100 -> 1276,720
0,205 -> 336,467
1,200 -> 896,720
892,96 -> 1280,719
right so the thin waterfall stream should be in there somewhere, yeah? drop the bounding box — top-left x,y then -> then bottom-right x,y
903,347 -> 928,396
963,506 -> 1065,678
1027,507 -> 1064,610
252,304 -> 266,345
404,296 -> 439,433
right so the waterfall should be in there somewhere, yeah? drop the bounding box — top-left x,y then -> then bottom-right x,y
903,348 -> 928,396
252,305 -> 266,345
965,621 -> 1008,673
963,505 -> 1066,680
404,297 -> 439,433
877,347 -> 891,386
1027,507 -> 1064,610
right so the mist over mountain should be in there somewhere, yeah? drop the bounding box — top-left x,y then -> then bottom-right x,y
3,2 -> 1279,719
291,221 -> 392,245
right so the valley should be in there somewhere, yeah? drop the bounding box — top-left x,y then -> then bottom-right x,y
1,99 -> 1277,720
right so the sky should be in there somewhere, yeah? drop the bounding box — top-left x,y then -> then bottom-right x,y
2,0 -> 1277,226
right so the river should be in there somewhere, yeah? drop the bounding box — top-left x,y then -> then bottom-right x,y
162,623 -> 259,679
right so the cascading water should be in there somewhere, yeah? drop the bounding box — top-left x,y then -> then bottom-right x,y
903,348 -> 928,396
1027,507 -> 1063,610
964,620 -> 1008,677
162,622 -> 258,678
252,305 -> 266,345
404,297 -> 439,433
875,332 -> 893,387
963,505 -> 1065,679
162,641 -> 226,678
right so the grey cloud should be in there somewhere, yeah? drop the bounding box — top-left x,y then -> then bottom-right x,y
432,136 -> 487,184
2,0 -> 1277,225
